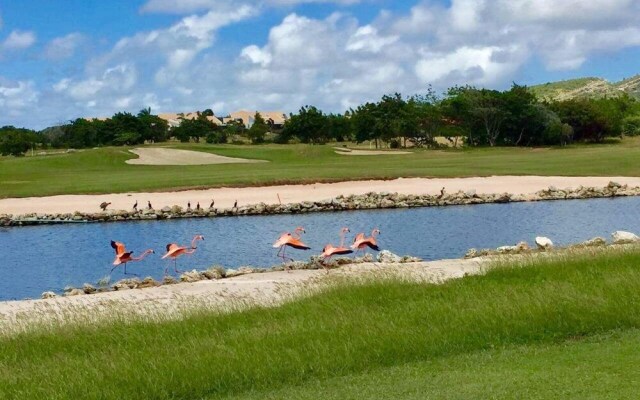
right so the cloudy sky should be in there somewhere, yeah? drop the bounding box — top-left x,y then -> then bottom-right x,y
2,0 -> 640,129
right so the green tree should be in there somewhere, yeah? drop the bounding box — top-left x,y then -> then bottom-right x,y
173,113 -> 218,143
247,112 -> 268,144
0,126 -> 38,156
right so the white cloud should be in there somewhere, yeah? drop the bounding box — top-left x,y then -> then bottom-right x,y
140,0 -> 362,14
346,25 -> 398,53
0,77 -> 39,118
43,33 -> 85,60
1,30 -> 36,50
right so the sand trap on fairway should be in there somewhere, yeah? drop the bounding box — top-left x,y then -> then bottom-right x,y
334,147 -> 412,155
126,148 -> 267,165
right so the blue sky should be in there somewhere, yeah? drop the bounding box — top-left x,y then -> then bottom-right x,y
2,0 -> 640,129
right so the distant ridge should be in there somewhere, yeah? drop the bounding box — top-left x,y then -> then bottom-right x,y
529,75 -> 640,101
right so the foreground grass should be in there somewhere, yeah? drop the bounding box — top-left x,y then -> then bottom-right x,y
229,329 -> 640,399
1,138 -> 640,197
1,249 -> 640,399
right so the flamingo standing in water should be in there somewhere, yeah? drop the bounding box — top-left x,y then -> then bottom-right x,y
162,235 -> 204,274
110,241 -> 154,275
321,227 -> 354,271
273,226 -> 310,264
351,228 -> 381,255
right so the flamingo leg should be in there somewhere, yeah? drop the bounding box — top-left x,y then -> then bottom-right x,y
124,263 -> 137,276
109,264 -> 119,274
174,259 -> 182,274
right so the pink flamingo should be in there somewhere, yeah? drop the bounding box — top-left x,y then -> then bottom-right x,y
161,235 -> 204,274
273,226 -> 311,264
351,228 -> 381,255
110,240 -> 154,275
321,227 -> 354,272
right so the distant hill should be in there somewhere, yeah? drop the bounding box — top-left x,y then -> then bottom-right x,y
529,75 -> 640,101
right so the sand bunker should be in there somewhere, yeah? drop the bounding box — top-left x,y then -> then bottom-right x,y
334,147 -> 412,156
126,148 -> 267,166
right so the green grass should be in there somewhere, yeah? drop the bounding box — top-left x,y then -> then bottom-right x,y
2,249 -> 640,399
1,138 -> 640,198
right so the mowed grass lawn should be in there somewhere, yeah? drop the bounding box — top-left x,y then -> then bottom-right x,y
2,249 -> 640,399
1,138 -> 640,198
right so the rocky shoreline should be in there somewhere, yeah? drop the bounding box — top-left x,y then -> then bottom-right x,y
1,181 -> 638,227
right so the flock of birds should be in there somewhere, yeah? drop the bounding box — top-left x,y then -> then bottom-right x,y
110,226 -> 381,276
100,199 -> 238,212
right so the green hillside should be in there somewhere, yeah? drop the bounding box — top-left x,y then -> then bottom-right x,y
530,75 -> 640,101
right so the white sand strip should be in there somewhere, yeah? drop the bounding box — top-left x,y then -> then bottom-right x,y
1,176 -> 640,215
0,258 -> 485,333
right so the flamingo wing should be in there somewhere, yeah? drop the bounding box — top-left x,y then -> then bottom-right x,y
332,247 -> 354,256
162,243 -> 183,259
286,238 -> 311,250
111,240 -> 126,255
273,233 -> 291,248
363,240 -> 380,251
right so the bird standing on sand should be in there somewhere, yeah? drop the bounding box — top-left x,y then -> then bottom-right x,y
233,200 -> 238,208
209,199 -> 215,209
100,202 -> 111,211
437,187 -> 446,199
351,228 -> 381,255
110,241 -> 154,275
133,200 -> 138,211
321,227 -> 354,270
187,201 -> 191,209
273,227 -> 311,265
196,202 -> 201,210
162,235 -> 204,274
148,201 -> 153,210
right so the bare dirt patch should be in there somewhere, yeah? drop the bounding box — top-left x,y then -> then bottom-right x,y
126,148 -> 267,166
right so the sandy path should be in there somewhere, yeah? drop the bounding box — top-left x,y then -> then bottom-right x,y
334,147 -> 412,155
1,176 -> 640,215
126,148 -> 267,165
0,258 -> 485,333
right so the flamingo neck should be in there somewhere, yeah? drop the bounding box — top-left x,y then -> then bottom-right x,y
339,231 -> 346,248
371,229 -> 378,238
132,249 -> 153,261
190,236 -> 200,249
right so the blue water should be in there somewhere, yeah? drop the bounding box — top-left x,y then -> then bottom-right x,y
1,196 -> 639,301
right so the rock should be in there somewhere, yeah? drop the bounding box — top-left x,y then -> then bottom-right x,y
535,236 -> 553,250
400,255 -> 422,263
41,291 -> 57,299
377,250 -> 402,263
516,241 -> 530,252
580,237 -> 607,247
161,206 -> 172,213
163,276 -> 178,285
202,267 -> 224,280
64,288 -> 85,297
180,269 -> 205,283
82,283 -> 97,294
224,268 -> 241,278
497,245 -> 518,254
612,231 -> 640,244
608,181 -> 622,189
464,248 -> 479,259
139,277 -> 161,288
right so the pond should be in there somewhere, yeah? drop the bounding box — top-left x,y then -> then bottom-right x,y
1,196 -> 639,301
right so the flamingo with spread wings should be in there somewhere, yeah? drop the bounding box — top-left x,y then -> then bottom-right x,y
351,228 -> 381,255
110,241 -> 154,275
321,227 -> 354,271
273,226 -> 310,264
162,235 -> 204,274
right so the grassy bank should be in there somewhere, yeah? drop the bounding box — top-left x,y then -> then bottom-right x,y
1,138 -> 640,198
1,249 -> 640,399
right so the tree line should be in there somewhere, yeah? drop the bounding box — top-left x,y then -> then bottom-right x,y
2,83 -> 640,156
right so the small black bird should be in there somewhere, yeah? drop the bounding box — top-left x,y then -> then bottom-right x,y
133,200 -> 138,211
233,200 -> 238,208
99,202 -> 111,211
196,202 -> 200,210
437,187 -> 446,199
148,200 -> 153,209
188,201 -> 191,209
209,199 -> 215,208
